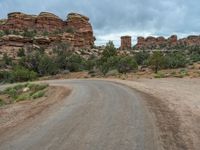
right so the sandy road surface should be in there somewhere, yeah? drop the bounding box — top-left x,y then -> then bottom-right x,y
0,80 -> 160,150
109,78 -> 200,150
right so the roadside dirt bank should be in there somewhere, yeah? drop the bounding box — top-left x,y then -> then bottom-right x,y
106,78 -> 200,150
0,86 -> 71,134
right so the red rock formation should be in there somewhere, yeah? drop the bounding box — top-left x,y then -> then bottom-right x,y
135,35 -> 200,49
36,12 -> 64,32
0,11 -> 95,49
66,13 -> 94,48
120,36 -> 132,50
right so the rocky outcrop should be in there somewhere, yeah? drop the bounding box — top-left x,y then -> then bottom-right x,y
0,11 -> 95,58
67,13 -> 94,48
120,36 -> 132,50
135,35 -> 200,49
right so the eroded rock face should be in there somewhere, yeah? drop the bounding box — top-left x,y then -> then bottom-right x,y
67,13 -> 94,48
135,35 -> 200,49
120,36 -> 132,50
0,11 -> 95,58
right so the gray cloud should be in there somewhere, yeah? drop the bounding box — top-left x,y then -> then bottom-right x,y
0,0 -> 199,46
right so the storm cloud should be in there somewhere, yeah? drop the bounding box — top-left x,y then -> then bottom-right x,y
0,0 -> 199,46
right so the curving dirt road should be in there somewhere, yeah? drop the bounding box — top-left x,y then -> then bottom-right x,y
0,80 -> 161,150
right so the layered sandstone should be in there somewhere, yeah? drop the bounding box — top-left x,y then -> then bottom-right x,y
135,35 -> 200,49
120,36 -> 132,50
0,12 -> 95,58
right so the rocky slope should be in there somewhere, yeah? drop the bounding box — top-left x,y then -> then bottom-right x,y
0,12 -> 95,58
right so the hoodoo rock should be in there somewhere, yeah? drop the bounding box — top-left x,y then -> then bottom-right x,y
0,11 -> 95,58
120,36 -> 132,50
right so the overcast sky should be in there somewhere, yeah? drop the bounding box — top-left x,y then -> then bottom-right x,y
0,0 -> 199,46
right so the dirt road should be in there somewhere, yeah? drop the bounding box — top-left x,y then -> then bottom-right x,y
0,80 -> 161,150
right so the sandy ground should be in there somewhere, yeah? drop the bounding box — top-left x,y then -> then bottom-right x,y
107,78 -> 200,150
0,86 -> 71,133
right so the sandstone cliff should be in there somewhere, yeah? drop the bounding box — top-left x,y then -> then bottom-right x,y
0,12 -> 95,58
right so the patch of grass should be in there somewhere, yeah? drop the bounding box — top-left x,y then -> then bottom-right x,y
16,93 -> 30,102
4,88 -> 18,99
31,90 -> 45,99
27,83 -> 48,92
154,72 -> 166,78
1,83 -> 49,105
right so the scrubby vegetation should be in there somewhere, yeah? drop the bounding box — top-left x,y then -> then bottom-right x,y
0,41 -> 200,83
0,83 -> 48,106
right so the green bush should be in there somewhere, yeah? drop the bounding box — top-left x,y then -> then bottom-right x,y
102,41 -> 117,58
0,71 -> 13,83
117,56 -> 138,74
12,66 -> 38,82
2,53 -> 12,66
22,29 -> 37,38
4,88 -> 17,99
37,55 -> 58,75
148,52 -> 164,73
17,48 -> 26,57
163,52 -> 187,69
66,54 -> 86,72
134,51 -> 150,65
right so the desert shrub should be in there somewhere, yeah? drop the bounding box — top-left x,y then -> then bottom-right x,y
0,71 -> 13,83
37,55 -> 59,75
53,42 -> 70,55
134,51 -> 150,65
19,50 -> 41,72
117,56 -> 138,74
22,29 -> 37,38
4,88 -> 17,99
43,31 -> 49,36
85,58 -> 97,71
4,30 -> 10,35
148,52 -> 164,73
66,54 -> 86,72
163,52 -> 187,68
188,47 -> 200,62
102,41 -> 117,58
2,53 -> 12,66
190,53 -> 200,62
0,30 -> 5,37
17,48 -> 26,57
11,66 -> 38,82
64,27 -> 75,34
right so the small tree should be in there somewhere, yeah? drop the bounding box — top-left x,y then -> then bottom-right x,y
117,56 -> 138,74
149,52 -> 164,73
102,41 -> 117,58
